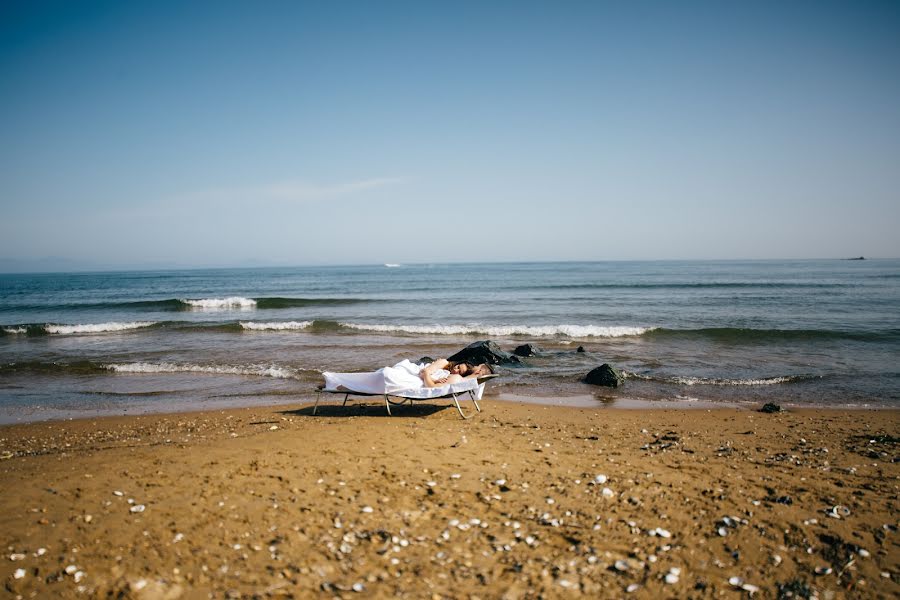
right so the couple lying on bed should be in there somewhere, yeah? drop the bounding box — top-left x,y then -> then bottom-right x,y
323,358 -> 493,395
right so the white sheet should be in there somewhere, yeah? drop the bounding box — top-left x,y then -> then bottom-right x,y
323,359 -> 484,400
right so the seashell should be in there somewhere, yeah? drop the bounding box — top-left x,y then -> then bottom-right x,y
594,474 -> 608,484
9,553 -> 25,561
655,527 -> 672,538
664,573 -> 679,584
718,527 -> 728,537
626,583 -> 640,593
773,554 -> 782,566
613,560 -> 629,572
858,549 -> 870,558
495,479 -> 506,486
74,571 -> 85,583
814,566 -> 832,575
35,548 -> 47,557
361,506 -> 373,513
65,565 -> 78,575
351,583 -> 364,593
728,576 -> 744,587
130,504 -> 145,513
13,568 -> 25,579
601,487 -> 615,498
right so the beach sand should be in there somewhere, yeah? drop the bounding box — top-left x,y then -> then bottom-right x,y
1,398 -> 897,598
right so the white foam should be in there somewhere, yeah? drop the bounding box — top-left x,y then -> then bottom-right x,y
240,321 -> 313,331
339,322 -> 653,338
384,263 -> 401,267
45,322 -> 156,335
671,376 -> 795,386
182,297 -> 257,309
105,362 -> 298,379
2,327 -> 26,334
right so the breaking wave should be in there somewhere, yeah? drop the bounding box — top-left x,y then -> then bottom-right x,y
104,362 -> 300,379
337,322 -> 653,338
181,297 -> 257,309
44,322 -> 157,335
625,371 -> 815,386
240,321 -> 313,331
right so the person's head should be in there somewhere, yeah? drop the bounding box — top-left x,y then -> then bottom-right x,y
449,362 -> 472,376
471,363 -> 494,377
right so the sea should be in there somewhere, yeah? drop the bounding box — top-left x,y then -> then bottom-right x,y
1,260 -> 898,423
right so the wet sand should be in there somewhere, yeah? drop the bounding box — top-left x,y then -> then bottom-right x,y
1,397 -> 898,598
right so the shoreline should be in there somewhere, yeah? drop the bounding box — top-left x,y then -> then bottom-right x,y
1,388 -> 895,427
1,399 -> 898,598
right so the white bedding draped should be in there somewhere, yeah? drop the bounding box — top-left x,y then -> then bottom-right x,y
323,359 -> 484,400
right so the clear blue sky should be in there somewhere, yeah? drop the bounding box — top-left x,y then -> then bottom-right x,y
2,1 -> 899,270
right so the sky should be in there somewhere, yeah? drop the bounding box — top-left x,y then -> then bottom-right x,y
1,1 -> 899,270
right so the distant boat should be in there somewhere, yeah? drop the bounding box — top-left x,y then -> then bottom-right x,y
846,256 -> 866,261
384,263 -> 401,268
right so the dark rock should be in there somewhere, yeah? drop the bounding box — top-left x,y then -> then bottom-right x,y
576,346 -> 585,353
512,343 -> 542,357
759,402 -> 783,413
583,364 -> 624,388
417,356 -> 435,365
447,340 -> 520,365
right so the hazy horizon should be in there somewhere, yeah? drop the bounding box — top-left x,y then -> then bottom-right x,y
3,2 -> 899,268
0,255 -> 890,275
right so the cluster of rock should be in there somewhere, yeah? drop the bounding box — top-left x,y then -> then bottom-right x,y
445,340 -> 625,388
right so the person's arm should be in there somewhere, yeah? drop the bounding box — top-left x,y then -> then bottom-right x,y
420,359 -> 449,387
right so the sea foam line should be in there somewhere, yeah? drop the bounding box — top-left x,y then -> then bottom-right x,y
2,327 -> 27,334
625,371 -> 801,386
44,322 -> 157,335
181,297 -> 257,309
339,322 -> 653,338
670,375 -> 798,386
104,362 -> 298,379
240,321 -> 313,331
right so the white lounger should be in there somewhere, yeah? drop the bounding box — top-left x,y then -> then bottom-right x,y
314,374 -> 498,419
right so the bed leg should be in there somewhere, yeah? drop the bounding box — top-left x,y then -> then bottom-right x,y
342,393 -> 350,407
313,390 -> 321,415
384,395 -> 392,416
468,390 -> 482,413
452,393 -> 473,419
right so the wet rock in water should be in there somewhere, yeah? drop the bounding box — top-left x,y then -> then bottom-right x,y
576,346 -> 586,353
418,356 -> 435,365
448,340 -> 520,365
513,343 -> 542,357
584,364 -> 624,388
759,403 -> 783,413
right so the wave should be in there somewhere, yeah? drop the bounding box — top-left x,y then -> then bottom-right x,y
0,360 -> 109,375
337,322 -> 653,338
624,371 -> 815,386
181,297 -> 257,309
104,362 -> 300,379
647,327 -> 900,343
45,322 -> 157,335
240,321 -> 313,331
512,282 -> 854,291
0,297 -> 377,313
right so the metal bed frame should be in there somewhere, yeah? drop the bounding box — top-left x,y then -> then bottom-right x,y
313,375 -> 497,419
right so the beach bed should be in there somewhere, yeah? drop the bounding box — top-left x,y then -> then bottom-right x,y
314,374 -> 498,419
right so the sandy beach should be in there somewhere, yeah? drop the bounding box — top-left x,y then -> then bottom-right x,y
1,397 -> 898,599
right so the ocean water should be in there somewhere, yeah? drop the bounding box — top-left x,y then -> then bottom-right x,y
1,260 -> 898,423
